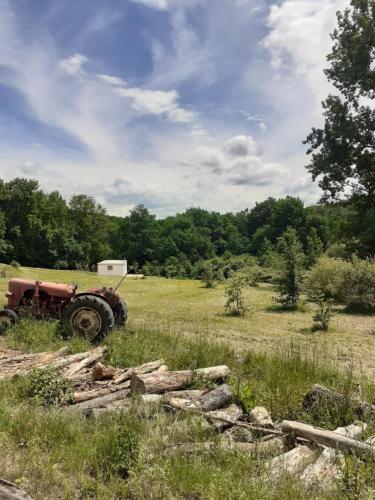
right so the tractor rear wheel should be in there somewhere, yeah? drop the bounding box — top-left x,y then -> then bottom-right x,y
113,298 -> 128,328
62,295 -> 114,341
0,309 -> 19,335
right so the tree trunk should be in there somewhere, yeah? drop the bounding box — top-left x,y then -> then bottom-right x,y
74,381 -> 131,403
281,420 -> 375,456
189,384 -> 233,412
0,478 -> 33,499
130,370 -> 194,394
70,388 -> 130,415
112,360 -> 165,385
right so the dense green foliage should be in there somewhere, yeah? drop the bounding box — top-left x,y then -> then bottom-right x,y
0,177 -> 348,273
305,256 -> 375,313
305,0 -> 375,256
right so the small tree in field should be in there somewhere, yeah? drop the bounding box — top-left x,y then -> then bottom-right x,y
306,227 -> 324,268
225,274 -> 249,316
201,262 -> 217,288
276,227 -> 304,309
312,295 -> 334,332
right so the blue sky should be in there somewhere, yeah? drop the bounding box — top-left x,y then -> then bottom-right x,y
0,0 -> 349,216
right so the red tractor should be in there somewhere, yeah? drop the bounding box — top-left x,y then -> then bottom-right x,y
0,278 -> 127,340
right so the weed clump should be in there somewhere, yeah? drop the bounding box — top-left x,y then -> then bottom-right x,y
18,366 -> 74,406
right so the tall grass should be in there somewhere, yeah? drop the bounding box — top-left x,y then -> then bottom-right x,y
1,319 -> 375,498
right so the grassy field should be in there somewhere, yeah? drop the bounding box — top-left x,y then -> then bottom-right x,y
0,264 -> 374,375
0,264 -> 375,499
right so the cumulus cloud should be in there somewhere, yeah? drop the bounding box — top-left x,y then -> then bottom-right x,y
190,134 -> 289,187
115,86 -> 195,123
129,0 -> 172,10
58,53 -> 88,77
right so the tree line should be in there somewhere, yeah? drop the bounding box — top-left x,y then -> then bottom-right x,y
0,176 -> 363,274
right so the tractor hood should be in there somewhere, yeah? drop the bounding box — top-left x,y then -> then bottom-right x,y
7,278 -> 76,303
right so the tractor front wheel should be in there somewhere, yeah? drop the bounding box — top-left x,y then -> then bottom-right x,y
0,309 -> 19,335
62,295 -> 114,341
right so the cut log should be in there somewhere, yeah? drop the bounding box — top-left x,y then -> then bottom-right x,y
166,390 -> 206,401
0,478 -> 33,499
281,420 -> 375,456
91,394 -> 163,418
130,370 -> 194,394
267,445 -> 318,478
300,422 -> 367,489
169,437 -> 285,457
92,362 -> 119,381
70,388 -> 130,415
303,384 -> 375,419
249,406 -> 273,428
112,360 -> 165,385
51,351 -> 92,370
194,365 -> 230,381
74,381 -> 131,403
190,384 -> 233,412
207,404 -> 243,431
64,347 -> 107,378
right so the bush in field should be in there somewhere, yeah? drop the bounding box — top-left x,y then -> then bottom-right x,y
10,260 -> 20,269
222,254 -> 258,279
342,256 -> 375,313
225,274 -> 251,316
18,367 -> 74,406
201,262 -> 218,288
312,295 -> 334,332
276,227 -> 304,310
305,257 -> 350,303
142,260 -> 162,276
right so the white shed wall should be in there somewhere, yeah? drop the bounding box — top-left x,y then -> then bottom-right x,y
97,261 -> 127,276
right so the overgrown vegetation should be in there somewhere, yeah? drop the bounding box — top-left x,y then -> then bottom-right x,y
1,320 -> 375,498
17,367 -> 74,406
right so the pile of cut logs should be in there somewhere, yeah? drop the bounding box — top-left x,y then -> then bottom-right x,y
2,345 -> 375,494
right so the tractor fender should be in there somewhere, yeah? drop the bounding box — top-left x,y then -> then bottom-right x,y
73,292 -> 107,302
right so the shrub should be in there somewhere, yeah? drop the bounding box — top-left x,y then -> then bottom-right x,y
10,260 -> 20,269
305,257 -> 350,302
312,296 -> 334,331
18,367 -> 74,406
225,274 -> 251,316
201,262 -> 217,288
222,254 -> 258,279
342,256 -> 375,313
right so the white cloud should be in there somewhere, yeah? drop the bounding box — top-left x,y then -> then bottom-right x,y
97,74 -> 126,86
58,53 -> 88,77
130,0 -> 171,10
115,86 -> 195,122
223,135 -> 261,157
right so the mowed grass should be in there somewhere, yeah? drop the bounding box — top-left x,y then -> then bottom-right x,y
0,264 -> 374,375
0,264 -> 375,498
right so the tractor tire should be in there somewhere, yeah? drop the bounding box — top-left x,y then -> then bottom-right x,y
61,295 -> 115,341
0,309 -> 19,335
113,298 -> 128,328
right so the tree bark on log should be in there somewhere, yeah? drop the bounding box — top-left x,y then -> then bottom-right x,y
300,422 -> 367,489
207,404 -> 243,431
92,362 -> 119,381
131,370 -> 194,394
194,365 -> 230,381
281,420 -> 375,456
112,360 -> 165,385
267,445 -> 318,478
0,478 -> 33,499
70,388 -> 130,415
74,380 -> 131,403
249,406 -> 273,428
168,437 -> 285,457
303,384 -> 375,419
189,384 -> 233,412
64,347 -> 107,378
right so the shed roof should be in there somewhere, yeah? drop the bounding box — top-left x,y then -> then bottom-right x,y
98,260 -> 127,265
